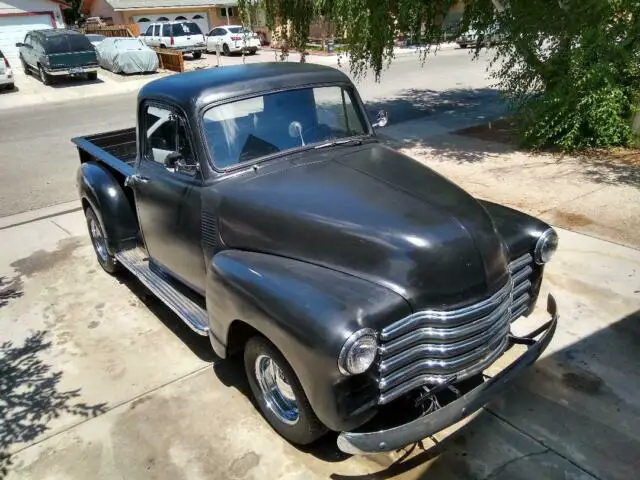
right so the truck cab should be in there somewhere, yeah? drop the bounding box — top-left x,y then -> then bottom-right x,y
74,63 -> 558,454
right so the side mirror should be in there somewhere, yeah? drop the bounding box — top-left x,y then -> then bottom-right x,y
164,152 -> 198,174
372,110 -> 389,128
15,42 -> 24,48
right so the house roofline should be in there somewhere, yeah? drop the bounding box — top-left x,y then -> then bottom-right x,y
113,5 -> 232,12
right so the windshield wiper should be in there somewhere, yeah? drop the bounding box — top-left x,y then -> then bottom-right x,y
313,138 -> 363,150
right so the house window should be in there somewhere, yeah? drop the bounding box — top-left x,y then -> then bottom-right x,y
219,7 -> 235,18
193,15 -> 204,19
157,17 -> 169,22
138,18 -> 150,23
175,16 -> 187,20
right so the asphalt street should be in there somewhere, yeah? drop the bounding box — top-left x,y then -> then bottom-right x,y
0,50 -> 497,217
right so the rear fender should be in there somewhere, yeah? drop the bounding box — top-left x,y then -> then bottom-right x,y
206,250 -> 411,431
77,162 -> 138,254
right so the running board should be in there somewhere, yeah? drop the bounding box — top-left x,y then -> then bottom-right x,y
115,247 -> 209,336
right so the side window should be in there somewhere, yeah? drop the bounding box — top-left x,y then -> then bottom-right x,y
144,105 -> 195,170
162,24 -> 171,37
314,87 -> 364,136
145,25 -> 154,36
153,25 -> 161,36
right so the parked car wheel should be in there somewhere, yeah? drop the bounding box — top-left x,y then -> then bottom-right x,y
459,43 -> 467,49
192,51 -> 202,59
87,71 -> 98,81
20,56 -> 30,74
244,336 -> 327,445
38,65 -> 51,85
222,43 -> 230,56
249,48 -> 257,55
85,206 -> 120,274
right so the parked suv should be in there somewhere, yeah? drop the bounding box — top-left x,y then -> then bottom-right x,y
140,21 -> 206,59
0,49 -> 14,91
17,29 -> 99,85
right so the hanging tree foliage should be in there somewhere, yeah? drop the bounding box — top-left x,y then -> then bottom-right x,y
238,0 -> 640,150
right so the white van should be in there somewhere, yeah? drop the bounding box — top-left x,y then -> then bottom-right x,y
140,21 -> 206,58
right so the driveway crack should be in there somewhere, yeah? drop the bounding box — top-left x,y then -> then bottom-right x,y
482,449 -> 550,479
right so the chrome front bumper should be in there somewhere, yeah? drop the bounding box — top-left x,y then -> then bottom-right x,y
337,294 -> 558,455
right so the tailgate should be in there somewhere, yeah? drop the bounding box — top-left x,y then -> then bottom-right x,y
48,51 -> 98,69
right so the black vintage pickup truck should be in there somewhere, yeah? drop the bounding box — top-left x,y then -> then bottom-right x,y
74,63 -> 558,454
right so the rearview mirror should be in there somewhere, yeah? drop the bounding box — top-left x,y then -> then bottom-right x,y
372,110 -> 389,128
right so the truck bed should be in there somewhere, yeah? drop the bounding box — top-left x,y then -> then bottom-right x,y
72,128 -> 137,176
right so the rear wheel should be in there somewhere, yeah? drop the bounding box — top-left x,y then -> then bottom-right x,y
244,336 -> 327,445
85,206 -> 120,274
38,64 -> 51,85
250,48 -> 257,55
459,43 -> 467,49
192,51 -> 202,59
223,43 -> 230,56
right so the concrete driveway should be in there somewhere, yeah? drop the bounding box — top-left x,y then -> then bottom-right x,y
1,204 -> 638,479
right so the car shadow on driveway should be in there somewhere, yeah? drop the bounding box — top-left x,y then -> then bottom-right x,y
115,271 -> 216,362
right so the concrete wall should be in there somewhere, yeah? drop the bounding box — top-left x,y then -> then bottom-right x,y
0,0 -> 65,27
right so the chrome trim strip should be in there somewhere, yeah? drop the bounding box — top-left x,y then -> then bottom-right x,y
513,279 -> 532,299
380,299 -> 511,356
379,333 -> 507,391
510,303 -> 529,321
512,293 -> 530,311
378,335 -> 510,404
380,280 -> 513,341
509,253 -> 533,272
379,314 -> 510,374
512,265 -> 533,286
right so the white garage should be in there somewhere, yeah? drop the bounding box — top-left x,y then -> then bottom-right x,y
0,0 -> 66,69
133,12 -> 209,37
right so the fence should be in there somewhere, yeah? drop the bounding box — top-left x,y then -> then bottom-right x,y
81,24 -> 140,38
152,48 -> 184,73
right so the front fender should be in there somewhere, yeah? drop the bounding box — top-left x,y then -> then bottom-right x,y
206,250 -> 411,432
77,162 -> 138,254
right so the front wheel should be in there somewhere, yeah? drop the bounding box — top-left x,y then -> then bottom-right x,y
20,56 -> 29,74
244,336 -> 327,445
192,51 -> 202,59
87,71 -> 98,81
85,206 -> 120,274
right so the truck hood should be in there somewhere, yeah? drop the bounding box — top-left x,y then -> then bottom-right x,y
217,143 -> 509,310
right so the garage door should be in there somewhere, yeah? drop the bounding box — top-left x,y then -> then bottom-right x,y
133,12 -> 209,37
0,14 -> 54,69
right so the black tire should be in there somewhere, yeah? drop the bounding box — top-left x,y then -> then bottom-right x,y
250,48 -> 257,55
244,336 -> 327,445
85,206 -> 120,274
87,71 -> 98,81
20,56 -> 29,74
459,43 -> 467,49
223,43 -> 230,56
192,51 -> 202,59
38,64 -> 51,86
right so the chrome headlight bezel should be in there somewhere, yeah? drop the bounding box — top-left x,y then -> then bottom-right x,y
338,328 -> 378,376
534,228 -> 558,265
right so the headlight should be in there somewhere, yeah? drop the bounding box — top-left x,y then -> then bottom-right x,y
534,228 -> 558,264
338,328 -> 378,375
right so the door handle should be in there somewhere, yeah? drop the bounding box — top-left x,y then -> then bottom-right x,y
124,174 -> 150,187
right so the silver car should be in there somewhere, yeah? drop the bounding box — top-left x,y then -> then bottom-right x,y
0,49 -> 14,91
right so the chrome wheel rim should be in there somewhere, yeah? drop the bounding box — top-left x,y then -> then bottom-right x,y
89,217 -> 108,263
255,354 -> 299,425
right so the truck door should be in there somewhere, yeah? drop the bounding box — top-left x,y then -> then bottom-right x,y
132,102 -> 206,293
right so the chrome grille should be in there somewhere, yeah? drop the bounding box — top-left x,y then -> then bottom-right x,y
377,253 -> 535,405
509,252 -> 534,321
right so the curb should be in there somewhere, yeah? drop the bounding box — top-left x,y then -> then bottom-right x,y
0,201 -> 82,231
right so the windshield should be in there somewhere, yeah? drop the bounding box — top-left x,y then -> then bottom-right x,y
44,34 -> 93,53
203,86 -> 368,169
86,34 -> 105,42
172,22 -> 202,36
228,27 -> 252,34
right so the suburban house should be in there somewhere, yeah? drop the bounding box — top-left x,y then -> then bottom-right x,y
0,0 -> 67,67
80,1 -> 241,35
